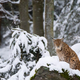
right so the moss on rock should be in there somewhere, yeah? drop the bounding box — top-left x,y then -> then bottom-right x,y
31,66 -> 80,80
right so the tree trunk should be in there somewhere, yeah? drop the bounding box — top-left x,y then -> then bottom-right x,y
45,0 -> 54,56
19,0 -> 29,32
33,0 -> 44,36
0,8 -> 2,45
0,18 -> 2,45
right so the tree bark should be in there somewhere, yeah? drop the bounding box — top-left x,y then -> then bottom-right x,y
19,0 -> 29,32
0,18 -> 2,45
0,7 -> 2,45
33,0 -> 44,36
45,0 -> 54,56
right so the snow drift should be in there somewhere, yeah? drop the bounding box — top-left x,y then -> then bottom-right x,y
0,28 -> 80,80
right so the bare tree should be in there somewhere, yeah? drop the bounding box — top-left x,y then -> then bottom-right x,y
45,0 -> 54,56
33,0 -> 44,36
19,0 -> 29,32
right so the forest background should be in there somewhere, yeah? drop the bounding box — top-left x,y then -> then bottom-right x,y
0,0 -> 80,80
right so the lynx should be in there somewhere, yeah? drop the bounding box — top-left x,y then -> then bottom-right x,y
53,38 -> 80,70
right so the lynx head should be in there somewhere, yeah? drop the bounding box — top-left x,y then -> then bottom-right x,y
53,38 -> 63,51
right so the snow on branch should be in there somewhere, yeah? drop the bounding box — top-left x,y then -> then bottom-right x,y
0,28 -> 50,80
0,3 -> 20,24
0,0 -> 20,4
10,28 -> 49,58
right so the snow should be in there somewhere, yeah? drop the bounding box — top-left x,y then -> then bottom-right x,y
0,0 -> 20,25
71,43 -> 80,60
0,46 -> 12,60
0,0 -> 20,4
0,28 -> 80,80
0,64 -> 11,73
77,0 -> 80,4
26,55 -> 80,80
1,0 -> 80,79
25,42 -> 80,80
77,7 -> 80,11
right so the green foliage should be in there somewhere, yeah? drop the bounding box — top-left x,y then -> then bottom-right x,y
30,70 -> 37,80
60,69 -> 72,80
30,67 -> 80,80
60,69 -> 80,80
73,74 -> 80,80
10,28 -> 48,62
43,66 -> 49,70
47,63 -> 51,66
30,74 -> 36,80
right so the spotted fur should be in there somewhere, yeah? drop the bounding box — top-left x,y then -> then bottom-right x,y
53,39 -> 80,70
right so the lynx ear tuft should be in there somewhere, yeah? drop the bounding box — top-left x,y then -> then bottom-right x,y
51,37 -> 55,41
62,36 -> 64,41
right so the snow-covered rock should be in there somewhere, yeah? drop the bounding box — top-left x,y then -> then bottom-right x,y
0,28 -> 80,80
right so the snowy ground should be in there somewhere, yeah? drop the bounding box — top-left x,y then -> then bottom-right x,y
26,43 -> 80,80
0,37 -> 80,80
71,43 -> 80,60
0,46 -> 12,61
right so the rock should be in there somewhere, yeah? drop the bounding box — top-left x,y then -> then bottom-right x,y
31,66 -> 80,80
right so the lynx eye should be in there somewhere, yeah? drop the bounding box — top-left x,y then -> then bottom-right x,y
72,60 -> 74,61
